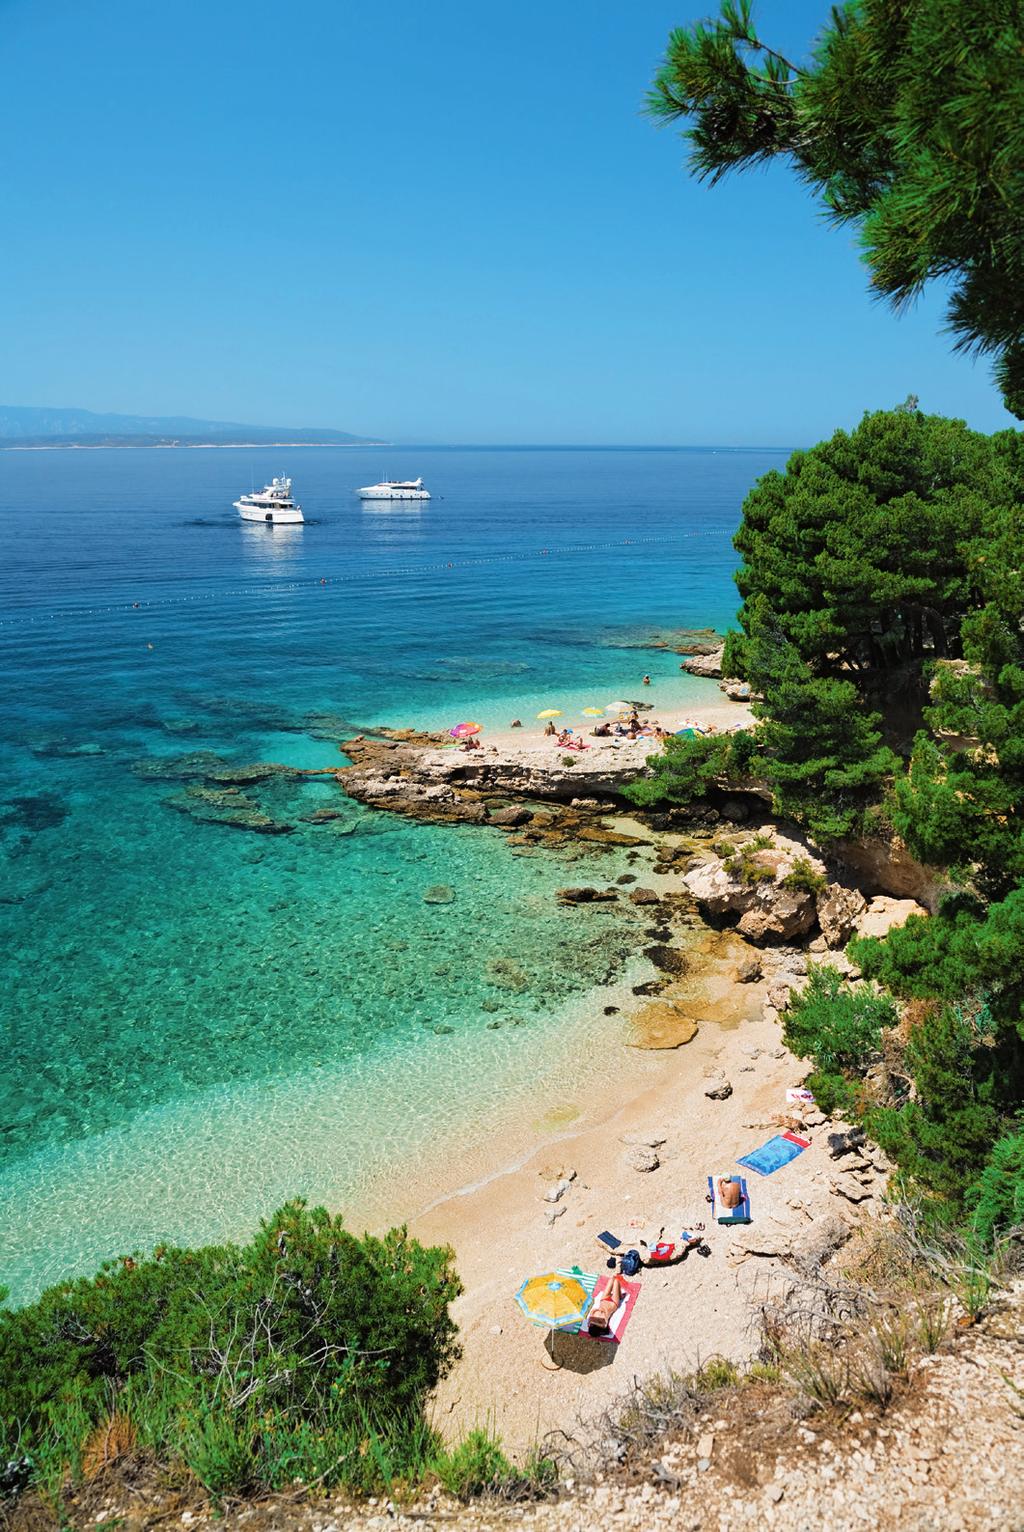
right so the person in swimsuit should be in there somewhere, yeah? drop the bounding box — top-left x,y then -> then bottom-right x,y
718,1175 -> 742,1209
587,1274 -> 624,1335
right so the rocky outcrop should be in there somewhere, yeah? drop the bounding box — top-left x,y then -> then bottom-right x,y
340,732 -> 637,812
853,895 -> 929,941
815,883 -> 868,947
682,836 -> 826,943
680,646 -> 724,678
835,829 -> 947,911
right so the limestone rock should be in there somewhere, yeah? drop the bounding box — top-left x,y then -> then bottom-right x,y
543,1178 -> 572,1203
422,884 -> 456,904
643,944 -> 688,976
766,971 -> 807,1010
737,952 -> 763,983
621,1130 -> 668,1148
624,1145 -> 660,1173
831,1176 -> 873,1204
626,1003 -> 698,1050
628,887 -> 661,906
557,886 -> 618,904
487,805 -> 532,827
816,883 -> 868,947
683,840 -> 825,943
736,891 -> 817,943
704,1079 -> 733,1100
853,895 -> 929,941
680,647 -> 724,678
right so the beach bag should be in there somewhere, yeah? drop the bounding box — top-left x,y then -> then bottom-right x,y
619,1248 -> 642,1277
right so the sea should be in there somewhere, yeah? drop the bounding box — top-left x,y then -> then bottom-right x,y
0,444 -> 786,1304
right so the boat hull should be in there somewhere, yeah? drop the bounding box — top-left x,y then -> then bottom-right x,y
235,503 -> 304,524
357,488 -> 430,501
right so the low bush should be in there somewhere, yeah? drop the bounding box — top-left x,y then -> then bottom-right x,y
624,729 -> 761,809
970,1121 -> 1024,1247
0,1201 -> 462,1504
780,856 -> 827,895
782,965 -> 897,1115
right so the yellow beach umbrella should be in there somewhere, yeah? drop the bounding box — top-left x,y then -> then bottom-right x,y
581,707 -> 604,717
536,709 -> 562,720
514,1267 -> 597,1367
515,1271 -> 591,1328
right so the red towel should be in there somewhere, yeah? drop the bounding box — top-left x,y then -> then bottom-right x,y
582,1276 -> 641,1343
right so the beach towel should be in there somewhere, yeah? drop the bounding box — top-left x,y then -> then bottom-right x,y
707,1174 -> 752,1224
737,1131 -> 811,1178
548,1265 -> 600,1335
580,1276 -> 640,1343
645,1230 -> 703,1263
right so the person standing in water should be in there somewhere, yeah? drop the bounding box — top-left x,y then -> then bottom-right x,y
642,674 -> 652,686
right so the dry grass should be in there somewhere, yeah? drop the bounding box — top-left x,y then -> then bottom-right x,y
81,1412 -> 138,1481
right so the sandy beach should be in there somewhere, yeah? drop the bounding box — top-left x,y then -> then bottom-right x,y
327,687 -> 891,1461
408,967 -> 857,1457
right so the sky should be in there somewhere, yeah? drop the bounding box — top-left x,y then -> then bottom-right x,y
1,0 -> 1016,445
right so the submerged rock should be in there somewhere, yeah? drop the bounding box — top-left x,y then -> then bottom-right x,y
133,750 -> 228,781
164,786 -> 293,834
557,886 -> 617,904
643,943 -> 688,976
0,793 -> 68,834
626,1001 -> 698,1050
422,883 -> 456,904
485,957 -> 530,992
205,762 -> 302,786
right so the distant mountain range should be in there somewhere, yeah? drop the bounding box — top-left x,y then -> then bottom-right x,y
0,405 -> 383,448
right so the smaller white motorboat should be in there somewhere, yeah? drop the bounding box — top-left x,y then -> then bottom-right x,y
234,476 -> 304,524
357,476 -> 431,501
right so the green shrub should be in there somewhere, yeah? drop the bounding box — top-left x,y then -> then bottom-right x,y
694,1357 -> 740,1391
866,1005 -> 1004,1210
0,1201 -> 462,1502
624,729 -> 761,808
782,966 -> 897,1093
432,1430 -> 512,1499
781,856 -> 827,895
970,1122 -> 1024,1247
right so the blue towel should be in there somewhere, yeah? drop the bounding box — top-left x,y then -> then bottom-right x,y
738,1133 -> 808,1177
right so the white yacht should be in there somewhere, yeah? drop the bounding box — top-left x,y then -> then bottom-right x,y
357,476 -> 431,501
234,476 -> 304,524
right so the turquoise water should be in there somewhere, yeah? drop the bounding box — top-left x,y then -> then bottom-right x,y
0,446 -> 783,1303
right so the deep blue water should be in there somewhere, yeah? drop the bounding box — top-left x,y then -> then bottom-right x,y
0,445 -> 784,1301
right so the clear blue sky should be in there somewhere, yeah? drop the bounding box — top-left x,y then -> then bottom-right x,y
2,0 -> 1015,444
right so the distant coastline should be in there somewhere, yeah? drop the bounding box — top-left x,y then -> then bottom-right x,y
0,439 -> 390,451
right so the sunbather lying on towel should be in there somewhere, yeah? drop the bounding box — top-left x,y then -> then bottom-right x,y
717,1175 -> 743,1210
587,1274 -> 625,1336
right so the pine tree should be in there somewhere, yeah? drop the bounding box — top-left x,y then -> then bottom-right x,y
649,0 -> 1024,412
